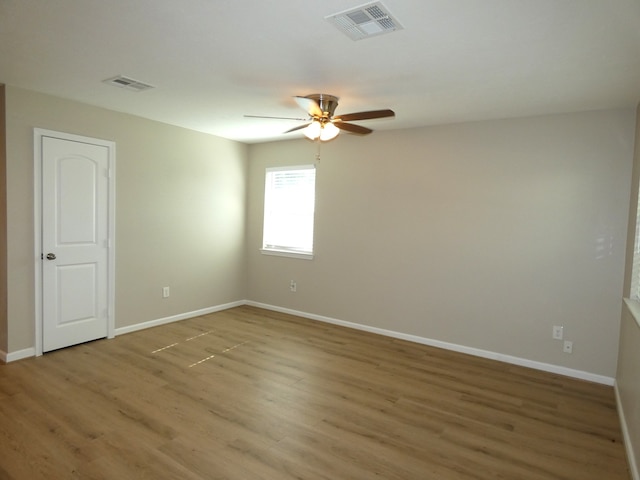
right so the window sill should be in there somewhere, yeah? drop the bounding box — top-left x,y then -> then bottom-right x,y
260,248 -> 314,260
623,298 -> 640,330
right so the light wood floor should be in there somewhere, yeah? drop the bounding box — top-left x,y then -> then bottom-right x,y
0,306 -> 630,479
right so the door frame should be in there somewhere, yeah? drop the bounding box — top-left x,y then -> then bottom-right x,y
33,128 -> 116,356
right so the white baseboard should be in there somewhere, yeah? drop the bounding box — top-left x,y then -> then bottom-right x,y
615,382 -> 639,480
245,301 -> 615,386
1,347 -> 36,363
114,300 -> 245,336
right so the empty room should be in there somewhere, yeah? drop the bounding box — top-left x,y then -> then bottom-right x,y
1,1 -> 639,479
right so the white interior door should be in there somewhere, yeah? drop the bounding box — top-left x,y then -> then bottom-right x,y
38,132 -> 115,352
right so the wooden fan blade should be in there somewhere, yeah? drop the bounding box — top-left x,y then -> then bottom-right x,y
284,123 -> 311,134
333,109 -> 395,122
294,96 -> 323,118
244,115 -> 308,121
334,122 -> 372,135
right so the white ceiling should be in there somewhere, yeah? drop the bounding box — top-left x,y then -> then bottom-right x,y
1,0 -> 640,144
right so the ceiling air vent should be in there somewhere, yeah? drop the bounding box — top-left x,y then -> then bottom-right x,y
326,1 -> 404,41
103,75 -> 154,92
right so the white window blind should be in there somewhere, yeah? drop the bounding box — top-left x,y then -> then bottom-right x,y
262,165 -> 316,257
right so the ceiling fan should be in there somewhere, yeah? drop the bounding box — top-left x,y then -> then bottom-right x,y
245,94 -> 395,141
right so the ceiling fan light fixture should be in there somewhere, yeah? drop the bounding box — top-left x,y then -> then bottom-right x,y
303,121 -> 340,141
303,121 -> 322,140
320,122 -> 340,141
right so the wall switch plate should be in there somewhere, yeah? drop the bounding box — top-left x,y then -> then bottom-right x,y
552,325 -> 564,340
163,286 -> 170,298
563,340 -> 573,354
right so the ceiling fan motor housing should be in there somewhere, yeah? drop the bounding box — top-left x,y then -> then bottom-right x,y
306,94 -> 339,119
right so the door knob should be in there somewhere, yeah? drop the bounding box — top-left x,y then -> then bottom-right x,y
46,253 -> 56,260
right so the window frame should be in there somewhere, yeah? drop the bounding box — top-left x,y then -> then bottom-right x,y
260,165 -> 316,260
626,177 -> 640,328
630,187 -> 640,301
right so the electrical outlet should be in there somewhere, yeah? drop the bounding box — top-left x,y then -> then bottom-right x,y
290,280 -> 297,292
563,340 -> 573,354
163,286 -> 170,298
552,325 -> 564,340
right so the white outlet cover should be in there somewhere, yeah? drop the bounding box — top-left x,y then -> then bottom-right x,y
552,326 -> 564,340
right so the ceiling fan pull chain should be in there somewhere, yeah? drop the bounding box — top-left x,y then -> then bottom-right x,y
315,139 -> 322,162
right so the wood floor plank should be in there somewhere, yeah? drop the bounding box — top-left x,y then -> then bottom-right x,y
0,305 -> 631,479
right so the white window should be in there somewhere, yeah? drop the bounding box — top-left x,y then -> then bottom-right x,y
261,165 -> 316,259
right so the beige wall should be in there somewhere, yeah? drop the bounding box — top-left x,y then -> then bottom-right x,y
5,86 -> 248,353
247,109 -> 635,378
616,104 -> 640,479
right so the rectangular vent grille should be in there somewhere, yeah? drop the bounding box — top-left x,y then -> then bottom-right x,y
326,1 -> 403,41
103,75 -> 154,92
